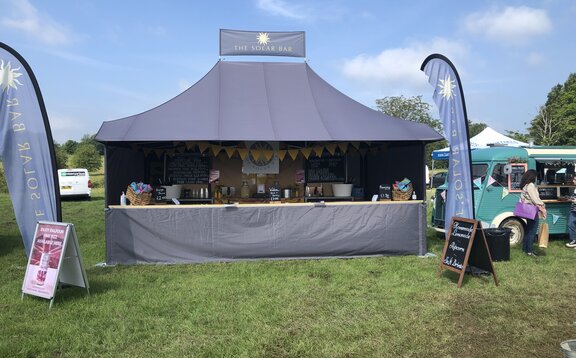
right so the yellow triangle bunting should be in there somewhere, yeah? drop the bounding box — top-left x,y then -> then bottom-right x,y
237,148 -> 248,160
300,147 -> 312,159
288,149 -> 299,160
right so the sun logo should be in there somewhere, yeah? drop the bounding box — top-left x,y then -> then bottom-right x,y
256,32 -> 270,45
438,74 -> 456,100
0,60 -> 23,92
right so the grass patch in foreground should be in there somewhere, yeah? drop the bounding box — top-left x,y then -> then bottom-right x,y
0,192 -> 575,357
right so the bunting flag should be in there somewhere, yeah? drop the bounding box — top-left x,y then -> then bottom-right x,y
288,149 -> 299,160
197,142 -> 210,154
552,214 -> 559,225
277,150 -> 287,161
224,146 -> 236,159
422,54 -> 474,224
210,145 -> 222,156
300,147 -> 312,159
501,187 -> 509,199
0,42 -> 61,256
487,176 -> 496,187
326,144 -> 337,156
473,177 -> 482,188
237,148 -> 248,160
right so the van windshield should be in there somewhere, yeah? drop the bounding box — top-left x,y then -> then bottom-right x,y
442,164 -> 488,187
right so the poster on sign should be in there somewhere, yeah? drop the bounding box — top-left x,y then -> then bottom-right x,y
22,221 -> 89,307
22,222 -> 67,299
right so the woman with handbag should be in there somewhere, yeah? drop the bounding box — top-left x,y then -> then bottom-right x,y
519,169 -> 547,257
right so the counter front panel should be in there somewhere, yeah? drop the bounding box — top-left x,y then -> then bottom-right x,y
105,201 -> 426,265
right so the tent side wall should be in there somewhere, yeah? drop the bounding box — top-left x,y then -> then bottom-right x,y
104,146 -> 146,207
366,142 -> 426,200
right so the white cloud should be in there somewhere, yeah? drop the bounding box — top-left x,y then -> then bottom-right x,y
0,0 -> 78,46
339,38 -> 468,93
256,0 -> 308,20
525,52 -> 545,66
464,6 -> 551,45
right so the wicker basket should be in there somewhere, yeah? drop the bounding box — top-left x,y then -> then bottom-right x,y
126,186 -> 153,205
392,183 -> 413,201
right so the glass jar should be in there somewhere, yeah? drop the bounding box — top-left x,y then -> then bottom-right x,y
240,181 -> 250,199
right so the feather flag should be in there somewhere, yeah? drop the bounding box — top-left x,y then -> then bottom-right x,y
422,54 -> 474,225
0,42 -> 61,256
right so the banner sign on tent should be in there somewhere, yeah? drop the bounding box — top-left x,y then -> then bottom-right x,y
22,221 -> 89,308
220,29 -> 305,57
422,54 -> 474,224
0,42 -> 61,256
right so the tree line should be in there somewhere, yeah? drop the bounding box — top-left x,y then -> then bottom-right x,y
376,72 -> 576,168
54,134 -> 103,172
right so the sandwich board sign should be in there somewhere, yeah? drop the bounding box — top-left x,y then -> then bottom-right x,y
22,221 -> 89,308
438,217 -> 498,288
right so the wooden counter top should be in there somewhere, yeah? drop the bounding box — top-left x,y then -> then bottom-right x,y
110,200 -> 422,209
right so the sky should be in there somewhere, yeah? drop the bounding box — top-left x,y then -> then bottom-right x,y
1,0 -> 575,144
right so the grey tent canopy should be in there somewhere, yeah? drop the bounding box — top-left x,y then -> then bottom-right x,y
96,61 -> 443,143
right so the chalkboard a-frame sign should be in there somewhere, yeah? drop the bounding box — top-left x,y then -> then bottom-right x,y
438,217 -> 499,288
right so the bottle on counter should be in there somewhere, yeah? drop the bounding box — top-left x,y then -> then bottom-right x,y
120,191 -> 127,206
411,191 -> 417,200
240,181 -> 250,199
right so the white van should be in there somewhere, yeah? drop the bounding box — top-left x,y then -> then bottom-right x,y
58,168 -> 91,199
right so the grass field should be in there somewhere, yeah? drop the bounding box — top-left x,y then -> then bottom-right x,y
0,178 -> 575,357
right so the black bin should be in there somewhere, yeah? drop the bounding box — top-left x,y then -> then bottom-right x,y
483,228 -> 511,261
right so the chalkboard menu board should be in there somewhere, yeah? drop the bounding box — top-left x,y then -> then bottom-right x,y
508,163 -> 527,192
378,184 -> 392,200
166,154 -> 210,184
155,187 -> 166,202
438,217 -> 498,288
269,187 -> 280,201
442,218 -> 476,272
305,156 -> 346,183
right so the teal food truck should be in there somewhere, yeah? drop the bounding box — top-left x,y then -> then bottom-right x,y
431,146 -> 576,245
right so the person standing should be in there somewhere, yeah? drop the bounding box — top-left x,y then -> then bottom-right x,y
519,169 -> 546,257
566,176 -> 576,248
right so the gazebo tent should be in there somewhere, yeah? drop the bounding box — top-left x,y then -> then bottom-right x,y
96,60 -> 443,206
432,126 -> 528,160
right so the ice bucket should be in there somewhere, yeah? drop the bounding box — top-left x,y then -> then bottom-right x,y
332,184 -> 353,197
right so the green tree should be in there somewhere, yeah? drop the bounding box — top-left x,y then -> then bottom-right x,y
468,121 -> 487,137
61,140 -> 79,155
80,134 -> 105,155
529,73 -> 576,145
376,95 -> 443,132
375,95 -> 446,168
70,144 -> 102,172
505,130 -> 531,144
53,143 -> 69,169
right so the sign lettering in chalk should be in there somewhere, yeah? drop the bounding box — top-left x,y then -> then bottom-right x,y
155,187 -> 167,202
378,184 -> 392,200
269,187 -> 281,201
508,163 -> 527,192
305,156 -> 346,183
438,217 -> 498,288
166,154 -> 210,184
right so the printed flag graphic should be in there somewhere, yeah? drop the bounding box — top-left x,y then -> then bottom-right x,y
0,42 -> 61,255
421,54 -> 474,226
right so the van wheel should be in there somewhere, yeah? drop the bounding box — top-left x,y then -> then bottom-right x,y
500,218 -> 525,246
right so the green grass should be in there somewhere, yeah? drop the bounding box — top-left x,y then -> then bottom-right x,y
1,189 -> 575,357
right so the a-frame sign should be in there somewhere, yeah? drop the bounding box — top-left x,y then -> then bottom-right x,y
22,221 -> 90,309
438,217 -> 498,288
